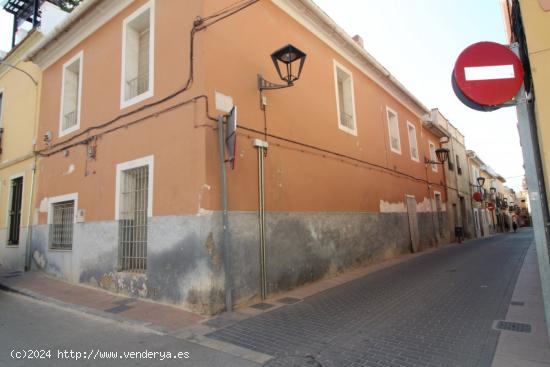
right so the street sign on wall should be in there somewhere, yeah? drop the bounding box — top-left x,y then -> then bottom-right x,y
453,41 -> 524,108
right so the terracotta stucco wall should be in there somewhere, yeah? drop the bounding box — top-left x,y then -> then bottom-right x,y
35,0 -> 212,224
202,0 -> 446,213
519,0 -> 550,206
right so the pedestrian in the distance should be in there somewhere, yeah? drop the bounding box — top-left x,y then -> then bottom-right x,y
513,220 -> 518,233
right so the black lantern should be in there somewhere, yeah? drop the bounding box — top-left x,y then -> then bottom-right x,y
435,148 -> 449,164
258,44 -> 307,91
477,176 -> 486,188
271,44 -> 306,84
490,187 -> 496,194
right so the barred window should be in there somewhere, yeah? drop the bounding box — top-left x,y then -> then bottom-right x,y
50,200 -> 75,250
118,165 -> 149,272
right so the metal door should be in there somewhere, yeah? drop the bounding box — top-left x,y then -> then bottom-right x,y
406,196 -> 420,253
8,177 -> 23,245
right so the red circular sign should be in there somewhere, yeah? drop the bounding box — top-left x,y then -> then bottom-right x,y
487,202 -> 495,211
454,42 -> 524,106
473,192 -> 482,202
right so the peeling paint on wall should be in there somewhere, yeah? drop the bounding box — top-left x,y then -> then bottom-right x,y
63,164 -> 75,175
379,200 -> 406,213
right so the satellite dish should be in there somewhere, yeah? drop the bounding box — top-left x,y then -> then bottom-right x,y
226,106 -> 237,169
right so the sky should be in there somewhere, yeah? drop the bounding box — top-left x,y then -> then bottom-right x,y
0,1 -> 524,190
312,0 -> 524,191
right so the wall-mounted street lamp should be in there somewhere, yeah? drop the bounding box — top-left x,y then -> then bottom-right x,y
258,44 -> 307,91
477,176 -> 486,188
490,187 -> 497,195
425,148 -> 450,165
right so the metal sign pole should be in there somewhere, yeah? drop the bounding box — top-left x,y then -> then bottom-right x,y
512,44 -> 550,341
218,116 -> 232,312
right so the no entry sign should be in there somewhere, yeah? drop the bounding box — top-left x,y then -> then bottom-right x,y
453,42 -> 524,107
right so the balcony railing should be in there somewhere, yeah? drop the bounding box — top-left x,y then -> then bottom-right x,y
126,72 -> 149,100
340,111 -> 354,129
63,110 -> 77,130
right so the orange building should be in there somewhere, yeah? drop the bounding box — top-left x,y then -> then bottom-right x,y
28,0 -> 448,313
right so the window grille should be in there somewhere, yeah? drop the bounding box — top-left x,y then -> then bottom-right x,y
8,177 -> 23,245
63,110 -> 77,131
118,165 -> 148,272
50,200 -> 74,250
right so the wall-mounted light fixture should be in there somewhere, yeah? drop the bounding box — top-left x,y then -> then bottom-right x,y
477,176 -> 486,188
425,148 -> 450,165
258,44 -> 306,91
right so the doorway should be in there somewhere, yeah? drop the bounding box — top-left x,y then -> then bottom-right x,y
8,176 -> 23,245
406,195 -> 420,253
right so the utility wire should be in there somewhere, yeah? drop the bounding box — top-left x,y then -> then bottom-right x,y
37,0 -> 260,156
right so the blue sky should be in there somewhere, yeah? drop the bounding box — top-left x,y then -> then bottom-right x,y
0,1 -> 524,190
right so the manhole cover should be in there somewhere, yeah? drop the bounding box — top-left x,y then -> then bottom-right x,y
264,355 -> 323,367
250,302 -> 275,310
104,304 -> 132,314
494,320 -> 531,333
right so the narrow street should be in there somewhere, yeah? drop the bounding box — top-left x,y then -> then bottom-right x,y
0,230 -> 537,367
207,230 -> 532,367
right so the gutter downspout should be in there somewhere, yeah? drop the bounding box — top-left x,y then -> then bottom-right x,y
24,154 -> 37,270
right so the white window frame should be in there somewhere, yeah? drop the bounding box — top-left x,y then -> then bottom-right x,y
406,121 -> 419,162
115,155 -> 154,220
120,0 -> 155,110
386,106 -> 401,154
0,88 -> 5,126
58,51 -> 83,138
5,172 -> 25,247
333,60 -> 357,136
429,141 -> 438,172
47,192 -> 78,251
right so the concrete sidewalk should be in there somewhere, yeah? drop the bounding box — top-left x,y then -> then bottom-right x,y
0,270 -> 204,333
491,242 -> 550,367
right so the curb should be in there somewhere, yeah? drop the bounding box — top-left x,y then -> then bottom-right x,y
0,280 -> 157,331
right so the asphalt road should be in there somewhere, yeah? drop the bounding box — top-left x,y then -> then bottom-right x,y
0,291 -> 260,367
208,230 -> 532,367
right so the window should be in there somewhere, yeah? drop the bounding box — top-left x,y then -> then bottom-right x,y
429,141 -> 437,172
121,1 -> 154,108
456,154 -> 462,175
333,61 -> 357,135
407,121 -> 418,161
50,201 -> 75,250
116,156 -> 153,272
0,89 -> 4,124
387,107 -> 401,154
48,193 -> 77,250
7,175 -> 23,246
59,52 -> 83,137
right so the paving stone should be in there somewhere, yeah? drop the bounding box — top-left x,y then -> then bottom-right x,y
207,231 -> 532,367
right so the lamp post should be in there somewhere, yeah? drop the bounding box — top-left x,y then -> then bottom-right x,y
254,44 -> 306,301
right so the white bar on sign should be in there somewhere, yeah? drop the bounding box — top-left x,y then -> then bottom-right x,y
464,65 -> 515,81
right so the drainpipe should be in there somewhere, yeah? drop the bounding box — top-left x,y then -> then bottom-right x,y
24,155 -> 37,271
217,116 -> 232,312
253,138 -> 268,300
